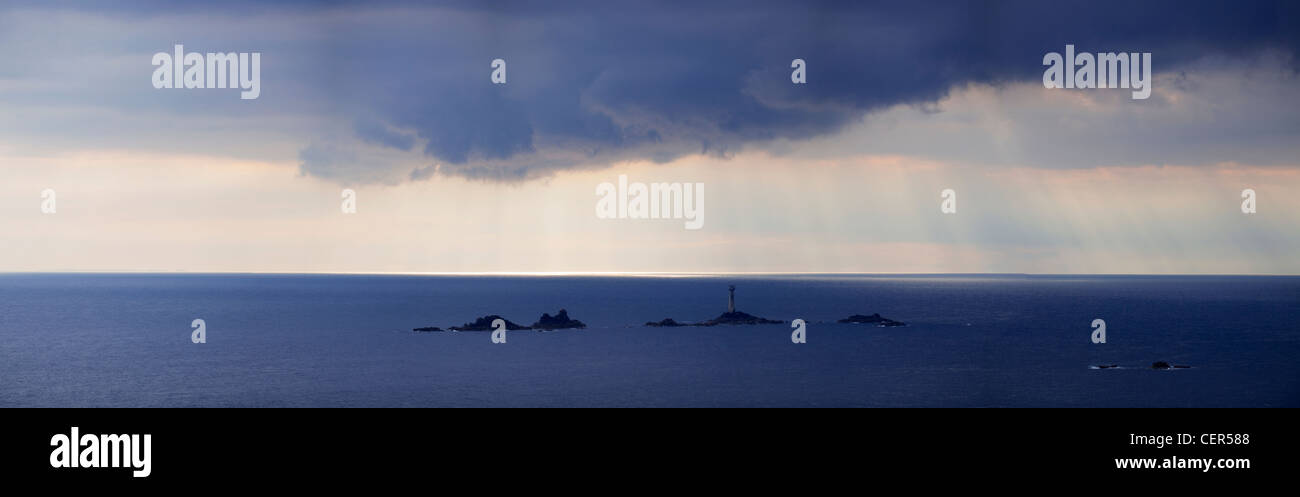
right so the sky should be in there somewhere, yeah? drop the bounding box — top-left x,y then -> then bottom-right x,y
0,0 -> 1297,274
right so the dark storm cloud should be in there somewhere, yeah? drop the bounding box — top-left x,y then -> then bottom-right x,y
289,0 -> 1300,181
10,1 -> 1300,181
354,118 -> 416,151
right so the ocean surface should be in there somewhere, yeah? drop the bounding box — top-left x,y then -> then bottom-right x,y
0,273 -> 1296,407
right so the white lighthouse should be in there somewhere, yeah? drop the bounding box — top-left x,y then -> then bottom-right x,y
727,285 -> 735,313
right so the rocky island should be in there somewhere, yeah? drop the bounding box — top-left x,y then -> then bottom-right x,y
531,309 -> 586,330
644,318 -> 687,327
696,310 -> 784,326
449,315 -> 531,332
838,313 -> 906,327
645,285 -> 784,327
416,309 -> 588,332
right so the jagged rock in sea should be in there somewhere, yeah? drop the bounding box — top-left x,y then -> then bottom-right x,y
449,315 -> 531,331
697,311 -> 784,326
642,313 -> 783,327
413,326 -> 443,332
531,309 -> 586,330
642,286 -> 782,327
645,318 -> 687,327
838,313 -> 906,327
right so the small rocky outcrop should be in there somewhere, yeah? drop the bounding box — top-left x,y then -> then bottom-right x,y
1151,361 -> 1191,370
413,326 -> 444,332
450,315 -> 531,332
643,312 -> 784,327
645,318 -> 687,327
838,313 -> 906,327
531,309 -> 586,330
698,311 -> 784,326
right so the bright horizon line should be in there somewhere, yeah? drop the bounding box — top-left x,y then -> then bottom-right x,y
2,271 -> 1296,277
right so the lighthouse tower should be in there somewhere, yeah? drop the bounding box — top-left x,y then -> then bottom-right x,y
727,285 -> 735,313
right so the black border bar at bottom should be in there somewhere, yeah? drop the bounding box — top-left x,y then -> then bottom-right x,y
4,407 -> 1294,487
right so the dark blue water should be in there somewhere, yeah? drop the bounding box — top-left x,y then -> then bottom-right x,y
0,273 -> 1296,407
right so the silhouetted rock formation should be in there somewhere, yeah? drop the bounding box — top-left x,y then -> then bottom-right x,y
1094,364 -> 1120,369
531,309 -> 586,330
1152,361 -> 1191,370
413,326 -> 443,332
838,313 -> 906,327
698,311 -> 784,326
450,315 -> 531,331
645,318 -> 687,327
642,284 -> 782,326
642,312 -> 784,327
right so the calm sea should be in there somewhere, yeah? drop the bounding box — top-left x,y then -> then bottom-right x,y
0,273 -> 1296,407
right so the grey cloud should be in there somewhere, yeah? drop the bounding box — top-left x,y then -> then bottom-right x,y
353,118 -> 415,151
3,1 -> 1298,183
289,1 -> 1300,182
